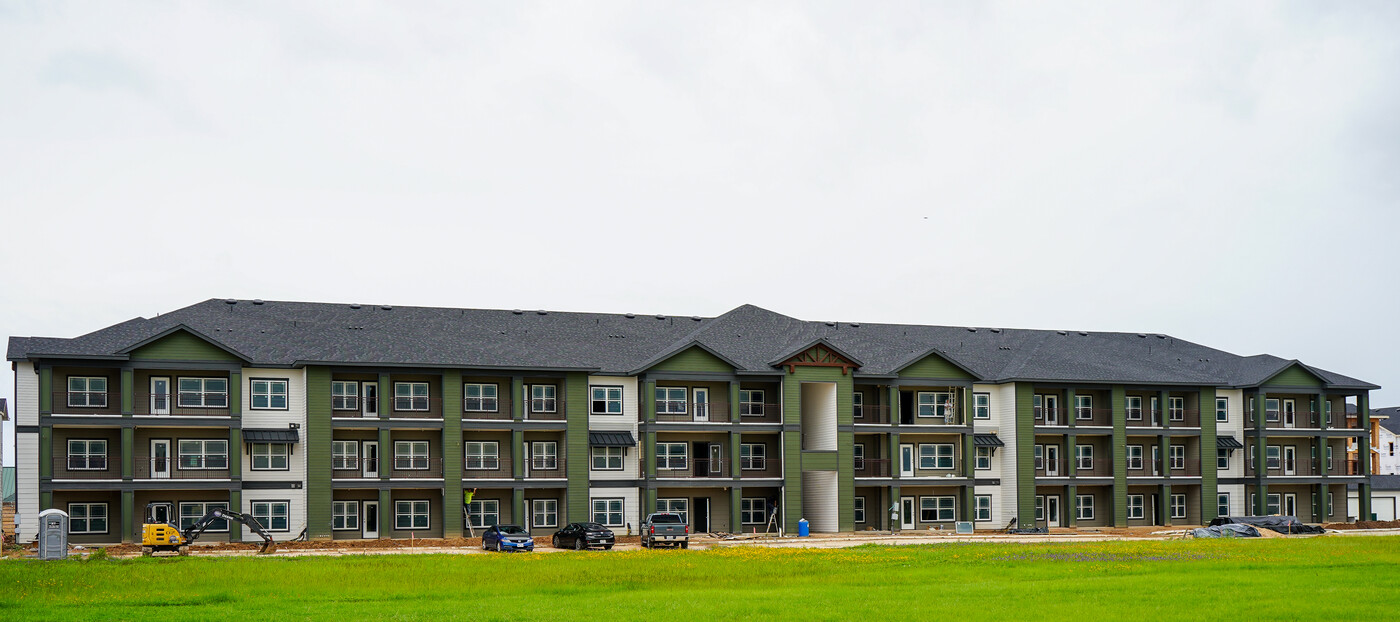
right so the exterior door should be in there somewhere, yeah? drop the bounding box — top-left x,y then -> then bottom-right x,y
1283,446 -> 1297,475
1044,395 -> 1059,425
363,501 -> 379,538
1283,399 -> 1295,428
693,497 -> 710,532
362,441 -> 379,478
900,496 -> 915,530
1046,495 -> 1061,527
899,444 -> 915,477
1283,493 -> 1298,517
150,377 -> 170,415
709,444 -> 723,474
151,439 -> 171,479
693,388 -> 709,422
1045,445 -> 1060,476
362,382 -> 378,417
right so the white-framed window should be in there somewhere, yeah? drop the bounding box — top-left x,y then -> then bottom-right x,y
739,389 -> 765,416
332,381 -> 359,411
68,503 -> 108,534
332,441 -> 359,470
66,376 -> 109,408
467,500 -> 499,528
1168,397 -> 1185,422
974,392 -> 991,420
394,382 -> 430,411
531,499 -> 558,528
657,498 -> 688,524
590,446 -> 623,471
394,441 -> 430,470
66,439 -> 108,470
332,501 -> 359,530
918,443 -> 955,470
395,500 -> 430,530
656,387 -> 687,414
1075,444 -> 1093,470
975,495 -> 992,522
1033,444 -> 1044,470
919,496 -> 955,522
177,439 -> 228,470
531,442 -> 558,470
1076,494 -> 1094,520
1260,493 -> 1282,515
740,498 -> 766,525
252,500 -> 290,531
464,384 -> 498,413
1265,398 -> 1280,422
1217,448 -> 1229,470
590,386 -> 623,415
1171,494 -> 1186,519
1169,445 -> 1186,470
1265,445 -> 1281,470
465,441 -> 500,470
917,392 -> 953,418
530,385 -> 557,414
1126,445 -> 1143,470
975,446 -> 992,470
1126,396 -> 1143,421
179,502 -> 228,531
592,498 -> 624,526
740,443 -> 766,470
853,443 -> 866,470
178,377 -> 228,408
1217,493 -> 1230,518
1075,395 -> 1093,420
1127,495 -> 1145,520
251,443 -> 289,470
1216,397 -> 1228,422
852,392 -> 864,418
250,379 -> 289,410
854,496 -> 867,523
656,443 -> 688,470
1035,496 -> 1045,521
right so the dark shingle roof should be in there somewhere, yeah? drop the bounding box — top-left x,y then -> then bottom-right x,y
1373,407 -> 1400,434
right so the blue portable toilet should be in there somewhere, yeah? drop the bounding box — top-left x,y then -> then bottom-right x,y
798,518 -> 810,537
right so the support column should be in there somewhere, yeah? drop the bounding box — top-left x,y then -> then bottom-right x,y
1200,387 -> 1218,523
1066,388 -> 1077,430
512,430 -> 525,479
889,385 -> 900,427
889,432 -> 900,480
228,426 -> 242,481
442,371 -> 463,538
890,484 -> 901,531
1066,432 -> 1078,478
644,487 -> 657,516
1254,391 -> 1268,514
121,490 -> 135,544
378,373 -> 392,420
1065,484 -> 1077,528
511,377 -> 524,422
730,486 -> 742,534
39,426 -> 52,479
1159,390 -> 1170,430
1358,393 -> 1371,520
379,488 -> 392,534
121,427 -> 134,480
1112,386 -> 1127,527
378,428 -> 391,479
730,430 -> 742,478
1160,484 -> 1172,526
229,489 -> 242,543
728,381 -> 740,425
1158,435 -> 1170,480
120,369 -> 134,416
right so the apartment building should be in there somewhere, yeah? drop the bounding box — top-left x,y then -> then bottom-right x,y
6,299 -> 1379,544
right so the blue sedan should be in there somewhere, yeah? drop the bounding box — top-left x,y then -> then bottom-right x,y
483,524 -> 534,552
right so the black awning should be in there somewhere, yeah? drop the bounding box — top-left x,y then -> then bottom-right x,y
973,433 -> 1005,447
589,431 -> 636,447
242,428 -> 300,443
1217,436 -> 1244,450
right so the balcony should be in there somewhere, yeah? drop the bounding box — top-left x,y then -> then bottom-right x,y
656,458 -> 729,478
854,405 -> 890,425
1036,458 -> 1113,477
133,456 -> 229,479
331,458 -> 379,479
1252,412 -> 1354,430
855,459 -> 891,478
524,456 -> 566,478
524,400 -> 567,422
133,392 -> 231,417
1126,411 -> 1162,428
1246,459 -> 1360,477
463,457 -> 513,479
905,411 -> 965,426
51,456 -> 120,480
1069,408 -> 1112,427
739,403 -> 782,424
1167,409 -> 1201,428
462,398 -> 514,421
1124,458 -> 1202,477
50,391 -> 120,415
655,402 -> 730,424
390,457 -> 445,479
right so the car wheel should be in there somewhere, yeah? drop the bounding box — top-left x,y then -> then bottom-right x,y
680,542 -> 688,549
495,541 -> 502,552
552,536 -> 560,549
575,538 -> 584,551
604,545 -> 613,551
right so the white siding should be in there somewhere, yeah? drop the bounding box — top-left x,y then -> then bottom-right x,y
16,362 -> 37,426
800,383 -> 837,451
993,383 -> 1019,525
588,488 -> 640,530
241,488 -> 307,542
1219,484 -> 1246,517
1378,427 -> 1399,475
1216,389 -> 1243,436
240,369 -> 307,483
588,377 -> 639,481
801,470 -> 839,533
17,432 -> 38,542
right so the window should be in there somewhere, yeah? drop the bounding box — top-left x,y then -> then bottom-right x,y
656,387 -> 687,414
1265,398 -> 1280,422
68,503 -> 108,534
394,382 -> 430,411
656,443 -> 688,470
1075,395 -> 1093,420
1265,446 -> 1281,470
592,498 -> 624,526
975,446 -> 992,470
1216,397 -> 1228,423
395,500 -> 430,530
532,499 -> 558,528
739,390 -> 765,416
974,392 -> 991,420
177,439 -> 228,470
1075,444 -> 1093,470
66,439 -> 108,470
975,495 -> 992,522
464,384 -> 498,413
394,441 -> 430,470
467,500 -> 499,528
179,502 -> 228,531
1150,397 -> 1159,423
1127,495 -> 1145,519
1168,397 -> 1185,422
1248,397 -> 1256,423
529,385 -> 557,413
1216,448 -> 1229,470
332,441 -> 359,470
590,446 -> 623,471
252,501 -> 290,531
852,392 -> 864,418
853,443 -> 866,470
332,501 -> 359,530
251,443 -> 289,470
1264,493 -> 1282,515
1169,445 -> 1185,470
854,496 -> 867,523
657,498 -> 688,524
1170,494 -> 1186,519
917,392 -> 953,418
466,442 -> 500,470
740,498 -> 766,525
531,442 -> 558,470
1126,396 -> 1142,421
1126,445 -> 1143,470
1326,446 -> 1334,471
918,444 -> 955,470
1076,495 -> 1094,520
332,381 -> 358,410
1217,494 -> 1230,518
1033,444 -> 1044,470
740,443 -> 766,470
66,376 -> 108,408
1035,496 -> 1044,521
591,386 -> 623,415
250,379 -> 288,410
919,496 -> 955,522
177,377 -> 228,408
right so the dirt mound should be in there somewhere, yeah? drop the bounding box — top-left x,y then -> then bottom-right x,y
1323,520 -> 1400,530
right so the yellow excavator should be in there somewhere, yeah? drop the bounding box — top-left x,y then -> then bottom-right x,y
141,503 -> 275,556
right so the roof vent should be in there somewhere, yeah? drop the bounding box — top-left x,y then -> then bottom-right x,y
624,313 -> 635,319
350,303 -> 361,309
692,316 -> 702,322
825,321 -> 836,327
967,327 -> 977,332
512,309 -> 523,315
1057,331 -> 1067,336
998,346 -> 1012,350
1138,333 -> 1146,338
990,328 -> 1001,333
1156,334 -> 1166,339
225,299 -> 237,305
850,323 -> 860,328
655,314 -> 666,320
1078,331 -> 1088,336
536,310 -> 548,315
252,299 -> 265,305
380,305 -> 393,311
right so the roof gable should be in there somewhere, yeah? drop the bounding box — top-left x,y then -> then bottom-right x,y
122,326 -> 246,362
1260,362 -> 1326,389
644,343 -> 737,374
773,339 -> 861,375
893,347 -> 976,380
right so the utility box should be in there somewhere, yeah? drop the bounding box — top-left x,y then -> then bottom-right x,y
38,509 -> 69,560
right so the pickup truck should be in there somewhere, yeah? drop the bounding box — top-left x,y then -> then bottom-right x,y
640,513 -> 690,549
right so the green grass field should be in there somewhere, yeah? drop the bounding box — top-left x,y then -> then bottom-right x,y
3,537 -> 1398,620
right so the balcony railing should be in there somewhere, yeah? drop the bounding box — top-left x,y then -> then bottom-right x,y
854,404 -> 891,425
1069,408 -> 1113,427
1246,459 -> 1359,477
1126,412 -> 1163,428
906,410 -> 965,426
1035,458 -> 1115,477
1127,460 -> 1162,477
387,397 -> 442,419
463,458 -> 514,479
52,456 -> 121,479
656,458 -> 729,478
331,457 -> 380,479
1250,411 -> 1354,430
1033,407 -> 1067,425
132,392 -> 231,416
50,392 -> 120,415
133,456 -> 230,479
655,402 -> 730,423
524,456 -> 566,478
739,403 -> 782,424
524,401 -> 567,421
1167,409 -> 1201,428
855,458 -> 891,478
390,457 -> 445,478
463,398 -> 514,421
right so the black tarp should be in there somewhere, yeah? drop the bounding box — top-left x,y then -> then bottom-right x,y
1191,524 -> 1261,538
1209,516 -> 1325,534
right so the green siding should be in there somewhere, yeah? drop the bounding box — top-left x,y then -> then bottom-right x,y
780,366 -> 851,532
1111,385 -> 1127,526
120,369 -> 134,415
839,429 -> 854,532
1263,364 -> 1324,389
305,366 -> 332,539
120,428 -> 134,479
648,346 -> 733,373
228,371 -> 241,414
38,367 -> 52,413
228,490 -> 242,543
898,354 -> 972,380
120,491 -> 134,544
129,331 -> 240,361
1015,383 -> 1036,526
228,427 -> 241,480
39,427 -> 52,479
1200,386 -> 1218,523
802,451 -> 839,471
565,372 -> 589,523
442,371 -> 463,538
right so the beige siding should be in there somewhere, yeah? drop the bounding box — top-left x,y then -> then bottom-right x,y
17,362 -> 37,426
588,377 -> 640,481
17,432 -> 39,542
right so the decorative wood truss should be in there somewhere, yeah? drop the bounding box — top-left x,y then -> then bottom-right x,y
780,344 -> 859,375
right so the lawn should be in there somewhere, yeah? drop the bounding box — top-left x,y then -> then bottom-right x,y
3,537 -> 1397,620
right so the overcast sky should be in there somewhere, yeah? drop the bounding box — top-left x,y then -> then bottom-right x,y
3,1 -> 1399,465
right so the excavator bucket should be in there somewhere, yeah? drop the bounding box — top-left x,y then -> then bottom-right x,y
258,540 -> 275,554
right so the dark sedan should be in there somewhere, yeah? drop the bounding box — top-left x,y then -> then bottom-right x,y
551,522 -> 615,550
483,524 -> 534,552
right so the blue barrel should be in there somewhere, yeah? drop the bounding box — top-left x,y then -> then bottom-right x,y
798,518 -> 810,537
